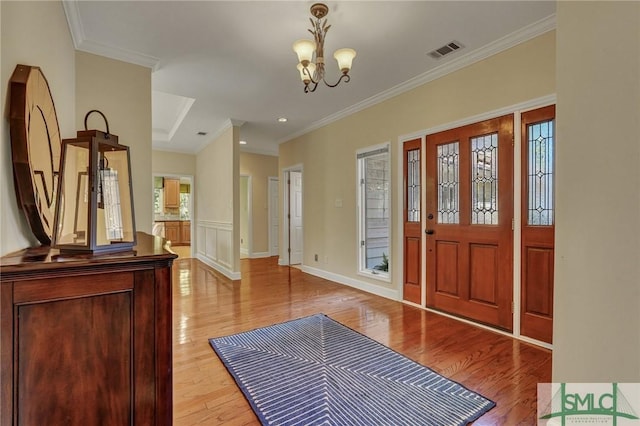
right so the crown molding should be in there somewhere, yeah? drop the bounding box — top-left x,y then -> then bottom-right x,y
75,39 -> 160,70
62,0 -> 160,70
279,13 -> 556,145
62,1 -> 84,49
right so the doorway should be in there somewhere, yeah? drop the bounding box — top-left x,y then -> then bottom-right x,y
268,177 -> 279,257
283,168 -> 303,265
425,115 -> 514,331
240,175 -> 252,259
402,105 -> 556,343
152,173 -> 194,258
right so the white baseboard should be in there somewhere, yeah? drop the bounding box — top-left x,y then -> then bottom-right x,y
300,265 -> 401,301
240,248 -> 249,256
196,254 -> 241,280
250,251 -> 271,259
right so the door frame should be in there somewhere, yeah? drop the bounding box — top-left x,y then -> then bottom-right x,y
268,176 -> 279,257
281,164 -> 304,266
397,94 -> 556,349
239,174 -> 252,258
152,172 -> 195,258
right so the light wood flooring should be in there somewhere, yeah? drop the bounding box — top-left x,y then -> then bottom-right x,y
172,257 -> 551,425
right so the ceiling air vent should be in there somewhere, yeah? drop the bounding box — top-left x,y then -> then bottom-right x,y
197,131 -> 208,136
428,41 -> 464,59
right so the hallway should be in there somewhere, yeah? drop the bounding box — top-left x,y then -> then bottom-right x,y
172,257 -> 551,425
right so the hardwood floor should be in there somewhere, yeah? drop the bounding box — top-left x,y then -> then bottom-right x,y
172,257 -> 551,425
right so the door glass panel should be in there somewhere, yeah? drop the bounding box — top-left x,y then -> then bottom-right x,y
407,148 -> 420,222
471,133 -> 499,225
527,119 -> 554,225
437,142 -> 459,224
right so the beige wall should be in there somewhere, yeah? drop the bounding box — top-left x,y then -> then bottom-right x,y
152,150 -> 196,177
240,152 -> 278,255
1,1 -> 76,256
196,127 -> 234,223
279,31 -> 556,292
75,52 -> 153,234
195,124 -> 241,275
553,1 -> 640,382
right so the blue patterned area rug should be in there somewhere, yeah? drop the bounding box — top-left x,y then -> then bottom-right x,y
209,313 -> 495,426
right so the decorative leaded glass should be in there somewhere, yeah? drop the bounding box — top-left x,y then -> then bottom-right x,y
437,142 -> 459,224
407,148 -> 420,222
528,119 -> 554,225
471,133 -> 499,225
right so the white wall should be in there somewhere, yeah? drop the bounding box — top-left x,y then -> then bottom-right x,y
553,1 -> 640,382
0,1 -> 76,256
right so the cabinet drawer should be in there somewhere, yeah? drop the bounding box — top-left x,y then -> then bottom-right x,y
14,271 -> 133,303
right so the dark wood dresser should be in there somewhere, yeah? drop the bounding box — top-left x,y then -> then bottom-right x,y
0,232 -> 177,425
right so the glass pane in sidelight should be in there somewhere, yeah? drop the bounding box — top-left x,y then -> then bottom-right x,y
437,142 -> 459,224
407,148 -> 420,222
364,153 -> 390,272
527,119 -> 554,226
471,133 -> 499,225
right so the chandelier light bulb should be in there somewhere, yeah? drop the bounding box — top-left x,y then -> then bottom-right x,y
293,3 -> 355,93
293,39 -> 316,66
333,48 -> 356,74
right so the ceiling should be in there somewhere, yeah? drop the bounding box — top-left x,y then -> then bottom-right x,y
63,1 -> 556,156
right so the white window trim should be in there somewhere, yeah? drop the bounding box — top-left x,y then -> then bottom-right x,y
356,142 -> 391,282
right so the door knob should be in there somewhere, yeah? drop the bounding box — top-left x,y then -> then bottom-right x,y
425,229 -> 434,235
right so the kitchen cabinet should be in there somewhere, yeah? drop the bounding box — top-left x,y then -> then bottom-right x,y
164,178 -> 180,209
181,221 -> 191,244
164,221 -> 180,243
0,232 -> 176,425
154,221 -> 190,246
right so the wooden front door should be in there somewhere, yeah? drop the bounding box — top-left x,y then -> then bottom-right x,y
426,115 -> 514,330
403,138 -> 422,304
520,105 -> 555,343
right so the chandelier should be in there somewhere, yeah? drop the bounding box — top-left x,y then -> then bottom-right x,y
292,3 -> 356,93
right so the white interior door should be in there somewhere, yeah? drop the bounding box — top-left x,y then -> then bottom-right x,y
268,177 -> 279,256
289,171 -> 303,264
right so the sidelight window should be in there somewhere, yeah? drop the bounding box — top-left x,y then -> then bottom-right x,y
527,119 -> 555,226
357,144 -> 390,279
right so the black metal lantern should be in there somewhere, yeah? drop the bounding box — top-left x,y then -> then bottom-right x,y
52,110 -> 136,253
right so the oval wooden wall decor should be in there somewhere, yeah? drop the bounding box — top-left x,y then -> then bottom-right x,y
9,65 -> 62,245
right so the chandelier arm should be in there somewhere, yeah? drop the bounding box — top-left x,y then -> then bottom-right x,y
302,65 -> 320,85
304,80 -> 320,93
322,73 -> 351,88
295,3 -> 354,93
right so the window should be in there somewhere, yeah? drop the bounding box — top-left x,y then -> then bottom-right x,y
471,133 -> 499,225
437,141 -> 460,224
526,117 -> 554,225
357,144 -> 390,278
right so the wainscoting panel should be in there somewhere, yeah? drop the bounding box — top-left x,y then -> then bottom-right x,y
196,221 -> 239,280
